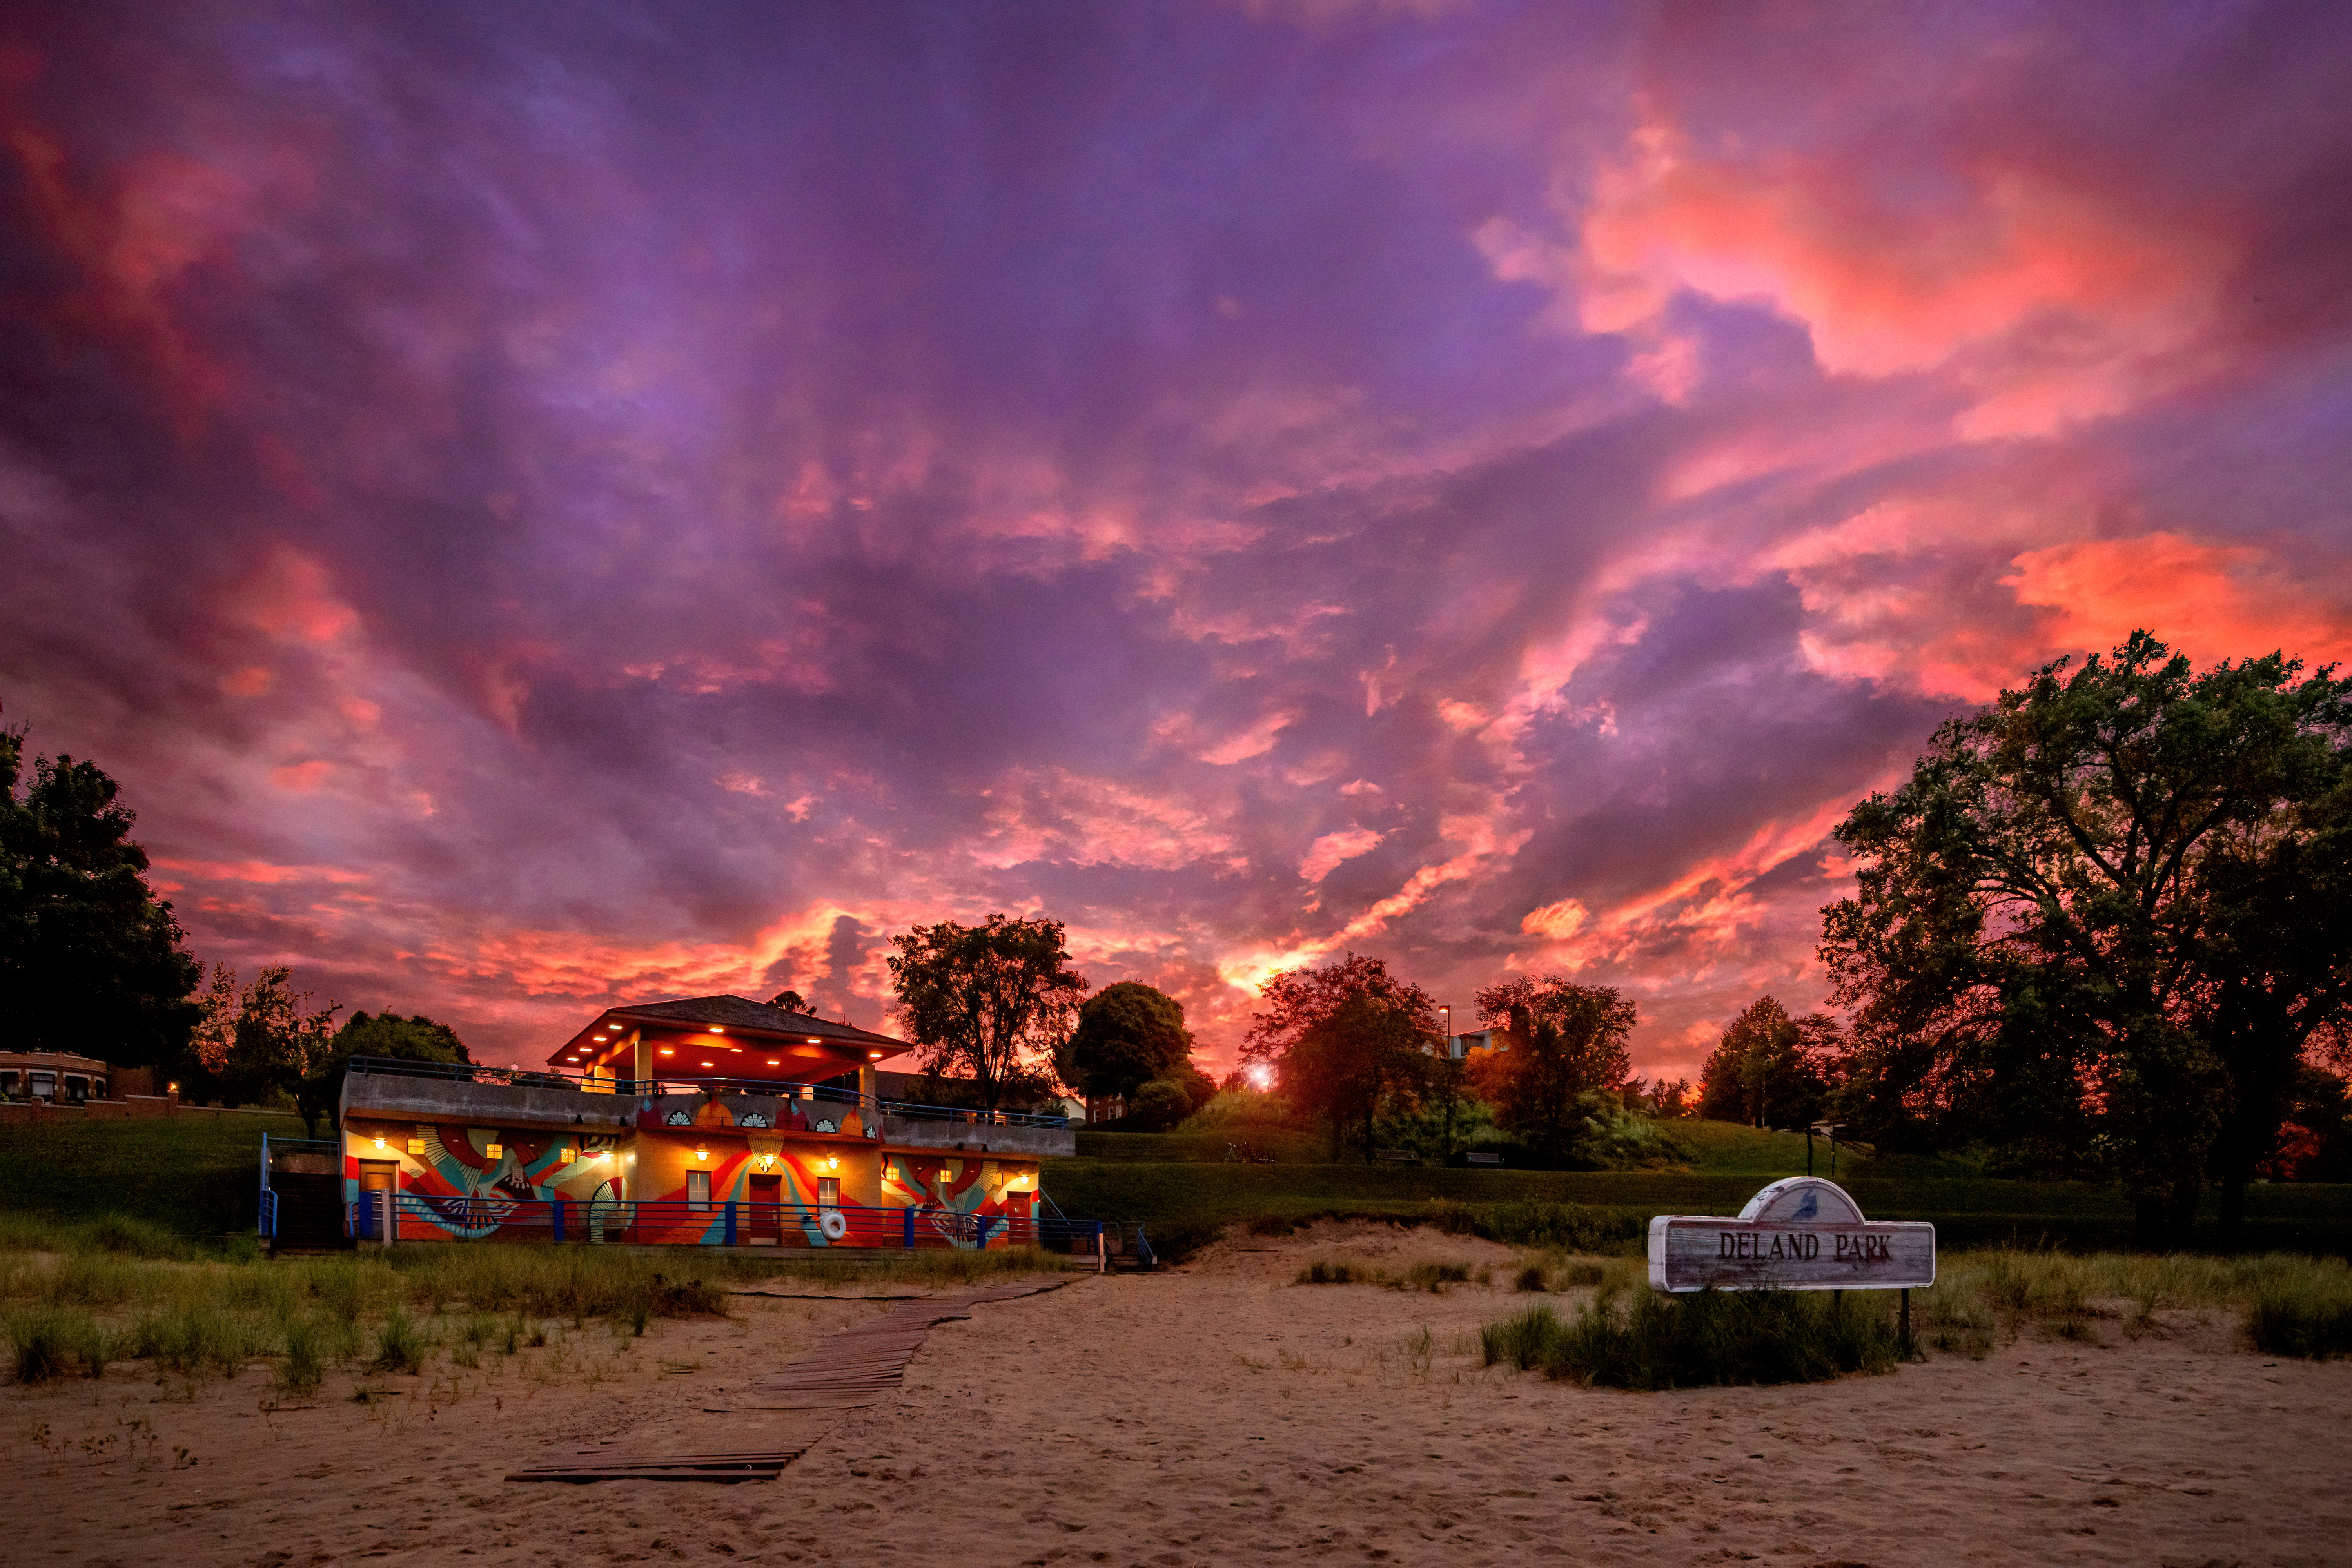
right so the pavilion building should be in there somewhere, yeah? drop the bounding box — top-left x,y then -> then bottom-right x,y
318,994 -> 1074,1251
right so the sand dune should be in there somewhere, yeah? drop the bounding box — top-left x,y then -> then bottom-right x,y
6,1224 -> 2347,1566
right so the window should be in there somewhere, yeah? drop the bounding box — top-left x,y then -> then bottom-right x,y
28,1072 -> 54,1099
63,1076 -> 87,1101
687,1170 -> 711,1211
91,1078 -> 106,1099
0,1072 -> 17,1096
817,1176 -> 839,1208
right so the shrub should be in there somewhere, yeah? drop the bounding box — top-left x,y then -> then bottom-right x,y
1514,1265 -> 1548,1292
6,1305 -> 109,1381
374,1305 -> 425,1372
1483,1288 -> 1898,1390
1401,1261 -> 1471,1292
278,1317 -> 325,1397
2247,1279 -> 2352,1359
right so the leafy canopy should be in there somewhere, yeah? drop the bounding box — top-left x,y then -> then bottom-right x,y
887,913 -> 1086,1112
1245,953 -> 1439,1162
1472,976 -> 1640,1167
299,1009 -> 470,1136
1819,630 -> 2352,1241
1695,995 -> 1835,1129
0,726 -> 200,1066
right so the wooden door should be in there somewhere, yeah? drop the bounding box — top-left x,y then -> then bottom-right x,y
747,1173 -> 783,1243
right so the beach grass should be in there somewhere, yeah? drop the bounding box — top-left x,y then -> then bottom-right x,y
0,1216 -> 1072,1387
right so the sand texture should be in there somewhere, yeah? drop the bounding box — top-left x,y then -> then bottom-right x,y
5,1225 -> 2349,1566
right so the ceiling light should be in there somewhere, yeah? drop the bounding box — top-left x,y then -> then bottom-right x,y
806,1036 -> 821,1044
766,1059 -> 780,1067
700,1060 -> 715,1068
709,1026 -> 724,1034
659,1048 -> 675,1056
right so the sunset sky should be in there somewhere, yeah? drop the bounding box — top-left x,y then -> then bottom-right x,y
4,3 -> 2349,1078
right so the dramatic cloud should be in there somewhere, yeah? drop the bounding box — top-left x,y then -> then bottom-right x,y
3,2 -> 2348,1083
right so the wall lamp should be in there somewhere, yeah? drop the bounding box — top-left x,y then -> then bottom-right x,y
695,1145 -> 710,1161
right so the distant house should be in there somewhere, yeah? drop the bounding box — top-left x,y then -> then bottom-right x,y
0,1049 -> 111,1103
303,993 -> 1076,1253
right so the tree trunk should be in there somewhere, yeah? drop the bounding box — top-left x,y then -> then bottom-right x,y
2216,1172 -> 2246,1253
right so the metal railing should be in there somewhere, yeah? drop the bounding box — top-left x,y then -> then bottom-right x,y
346,1192 -> 1120,1251
344,1056 -> 1073,1128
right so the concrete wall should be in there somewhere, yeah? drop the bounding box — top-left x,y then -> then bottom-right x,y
878,1112 -> 1074,1158
341,1072 -> 635,1131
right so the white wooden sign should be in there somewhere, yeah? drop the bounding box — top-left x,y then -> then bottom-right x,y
1647,1177 -> 1935,1294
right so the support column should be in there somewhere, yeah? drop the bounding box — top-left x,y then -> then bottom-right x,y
858,1062 -> 879,1132
631,1030 -> 652,1091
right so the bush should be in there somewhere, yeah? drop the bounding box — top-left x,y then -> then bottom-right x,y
1482,1287 -> 1898,1390
2247,1279 -> 2352,1359
374,1305 -> 425,1372
278,1316 -> 325,1397
5,1305 -> 109,1381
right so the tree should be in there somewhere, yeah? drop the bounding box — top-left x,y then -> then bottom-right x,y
1696,996 -> 1833,1128
1820,632 -> 2352,1247
0,726 -> 201,1067
1243,953 -> 1438,1161
1059,982 -> 1195,1107
207,965 -> 340,1110
1473,978 -> 1639,1166
887,913 -> 1087,1114
299,1010 -> 470,1137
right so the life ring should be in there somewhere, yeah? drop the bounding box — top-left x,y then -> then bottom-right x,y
818,1208 -> 848,1242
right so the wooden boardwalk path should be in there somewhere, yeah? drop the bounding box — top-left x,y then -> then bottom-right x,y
507,1274 -> 1076,1483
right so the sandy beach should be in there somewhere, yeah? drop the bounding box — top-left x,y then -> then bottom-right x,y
7,1225 -> 2348,1567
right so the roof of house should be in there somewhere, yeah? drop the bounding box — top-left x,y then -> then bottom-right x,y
610,994 -> 902,1049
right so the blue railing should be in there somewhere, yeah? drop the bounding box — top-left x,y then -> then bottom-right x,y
346,1192 -> 1118,1251
344,1056 -> 1073,1129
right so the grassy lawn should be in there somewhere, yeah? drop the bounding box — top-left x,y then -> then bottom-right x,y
0,1112 -> 299,1240
1055,1120 -> 2352,1259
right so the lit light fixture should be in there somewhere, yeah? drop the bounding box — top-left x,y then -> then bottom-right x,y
868,1050 -> 884,1060
825,1154 -> 839,1171
759,1152 -> 776,1169
374,1136 -> 387,1150
659,1047 -> 675,1056
766,1058 -> 780,1067
695,1145 -> 710,1161
806,1036 -> 821,1044
592,1148 -> 610,1160
167,1082 -> 179,1094
700,1060 -> 715,1068
709,1026 -> 725,1034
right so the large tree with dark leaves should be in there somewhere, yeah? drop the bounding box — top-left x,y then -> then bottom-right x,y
1820,632 -> 2352,1247
1474,976 -> 1639,1166
887,913 -> 1087,1114
1243,953 -> 1439,1162
0,726 -> 201,1067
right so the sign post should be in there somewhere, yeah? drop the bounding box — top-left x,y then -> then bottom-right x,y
1648,1178 -> 1933,1354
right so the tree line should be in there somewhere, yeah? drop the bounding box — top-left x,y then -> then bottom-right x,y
6,627 -> 2347,1249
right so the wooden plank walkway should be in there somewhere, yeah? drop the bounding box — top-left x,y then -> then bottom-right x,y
506,1274 -> 1075,1483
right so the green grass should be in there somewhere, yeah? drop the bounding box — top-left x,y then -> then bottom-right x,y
0,1112 -> 298,1239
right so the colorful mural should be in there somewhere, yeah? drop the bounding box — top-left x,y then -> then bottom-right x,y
339,1114 -> 1042,1248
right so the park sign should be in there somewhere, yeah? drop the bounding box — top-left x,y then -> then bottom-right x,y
1647,1177 -> 1935,1294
